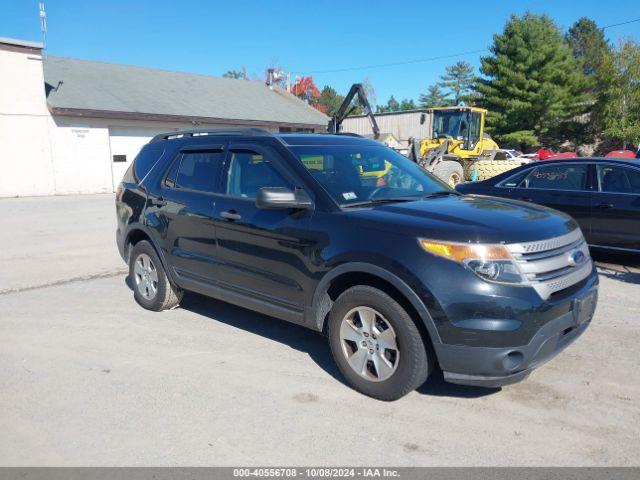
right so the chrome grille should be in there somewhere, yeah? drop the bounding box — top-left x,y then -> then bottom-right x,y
507,229 -> 592,300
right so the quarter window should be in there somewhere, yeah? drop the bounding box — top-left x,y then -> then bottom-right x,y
133,144 -> 165,182
597,165 -> 640,194
164,155 -> 181,188
524,164 -> 588,191
498,169 -> 530,188
226,149 -> 291,199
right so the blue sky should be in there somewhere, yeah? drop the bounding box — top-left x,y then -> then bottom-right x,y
1,0 -> 639,106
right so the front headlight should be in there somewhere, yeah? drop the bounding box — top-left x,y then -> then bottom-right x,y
418,238 -> 523,284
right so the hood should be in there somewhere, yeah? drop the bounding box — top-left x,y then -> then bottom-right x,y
345,194 -> 578,244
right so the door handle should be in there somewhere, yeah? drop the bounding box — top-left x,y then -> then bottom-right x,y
150,196 -> 167,206
596,203 -> 614,209
220,210 -> 242,221
518,197 -> 533,202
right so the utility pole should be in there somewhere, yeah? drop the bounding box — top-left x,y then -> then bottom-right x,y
39,3 -> 47,51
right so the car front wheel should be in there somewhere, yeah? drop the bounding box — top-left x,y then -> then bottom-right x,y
328,286 -> 431,401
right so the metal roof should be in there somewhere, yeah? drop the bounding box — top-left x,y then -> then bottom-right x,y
42,56 -> 328,127
0,37 -> 44,49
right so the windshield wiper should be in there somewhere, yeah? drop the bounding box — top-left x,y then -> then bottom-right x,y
422,190 -> 461,198
342,191 -> 460,208
342,197 -> 421,208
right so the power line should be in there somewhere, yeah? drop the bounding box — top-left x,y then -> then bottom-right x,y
294,49 -> 487,76
602,17 -> 640,29
293,17 -> 640,77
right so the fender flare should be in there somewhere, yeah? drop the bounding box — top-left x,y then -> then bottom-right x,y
123,223 -> 176,284
309,262 -> 442,345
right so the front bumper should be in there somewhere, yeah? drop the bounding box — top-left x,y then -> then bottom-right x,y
436,271 -> 598,388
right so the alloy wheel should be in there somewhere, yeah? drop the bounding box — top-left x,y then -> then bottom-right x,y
134,253 -> 158,300
339,306 -> 399,382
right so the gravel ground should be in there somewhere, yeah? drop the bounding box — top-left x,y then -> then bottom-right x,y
0,194 -> 638,466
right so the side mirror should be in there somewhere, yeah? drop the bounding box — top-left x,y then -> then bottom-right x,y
420,113 -> 426,125
255,187 -> 313,210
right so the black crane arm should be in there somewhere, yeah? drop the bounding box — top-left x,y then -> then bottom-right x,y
328,83 -> 380,139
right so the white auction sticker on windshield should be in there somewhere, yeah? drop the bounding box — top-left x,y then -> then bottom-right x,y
342,192 -> 357,200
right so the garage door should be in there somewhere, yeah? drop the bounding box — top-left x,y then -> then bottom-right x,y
108,127 -> 170,189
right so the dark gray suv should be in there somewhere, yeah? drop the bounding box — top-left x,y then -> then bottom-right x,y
116,129 -> 598,400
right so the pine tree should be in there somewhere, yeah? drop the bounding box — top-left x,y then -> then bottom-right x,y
600,40 -> 640,149
316,86 -> 345,117
476,13 -> 589,149
566,18 -> 611,76
400,98 -> 417,111
418,85 -> 450,107
387,96 -> 400,112
566,18 -> 614,144
378,96 -> 401,113
438,61 -> 475,105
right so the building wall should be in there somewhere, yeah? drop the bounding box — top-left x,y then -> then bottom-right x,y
46,116 -> 280,194
0,44 -> 303,197
0,47 -> 55,196
341,111 -> 433,146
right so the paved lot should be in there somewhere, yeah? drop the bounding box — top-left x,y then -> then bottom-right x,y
0,194 -> 639,466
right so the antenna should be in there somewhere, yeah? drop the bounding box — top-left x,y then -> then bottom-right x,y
39,3 -> 47,50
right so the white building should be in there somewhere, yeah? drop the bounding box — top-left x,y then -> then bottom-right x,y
0,37 -> 328,197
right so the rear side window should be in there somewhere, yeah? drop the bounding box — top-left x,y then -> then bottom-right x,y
524,164 -> 588,191
133,144 -> 165,182
598,165 -> 640,194
173,150 -> 225,193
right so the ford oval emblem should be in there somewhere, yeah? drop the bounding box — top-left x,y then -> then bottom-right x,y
568,250 -> 587,267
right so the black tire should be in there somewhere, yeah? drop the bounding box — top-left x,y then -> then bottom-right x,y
328,286 -> 431,401
431,160 -> 464,187
129,240 -> 182,311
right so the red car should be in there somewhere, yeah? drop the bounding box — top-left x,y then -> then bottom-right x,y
537,149 -> 578,161
605,150 -> 636,159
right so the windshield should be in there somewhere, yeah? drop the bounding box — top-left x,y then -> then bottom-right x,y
432,110 -> 467,139
291,145 -> 450,206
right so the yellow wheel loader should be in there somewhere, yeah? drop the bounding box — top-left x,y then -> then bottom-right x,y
408,107 -> 520,186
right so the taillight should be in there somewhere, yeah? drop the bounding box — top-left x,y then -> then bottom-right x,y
115,183 -> 124,202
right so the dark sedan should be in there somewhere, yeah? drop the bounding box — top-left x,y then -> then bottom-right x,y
456,158 -> 640,253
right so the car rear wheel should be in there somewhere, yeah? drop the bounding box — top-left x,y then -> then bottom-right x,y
129,240 -> 182,311
328,286 -> 431,401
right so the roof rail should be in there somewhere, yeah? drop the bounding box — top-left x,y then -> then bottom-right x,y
150,128 -> 273,143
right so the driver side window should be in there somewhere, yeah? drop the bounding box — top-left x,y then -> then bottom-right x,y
225,149 -> 292,199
